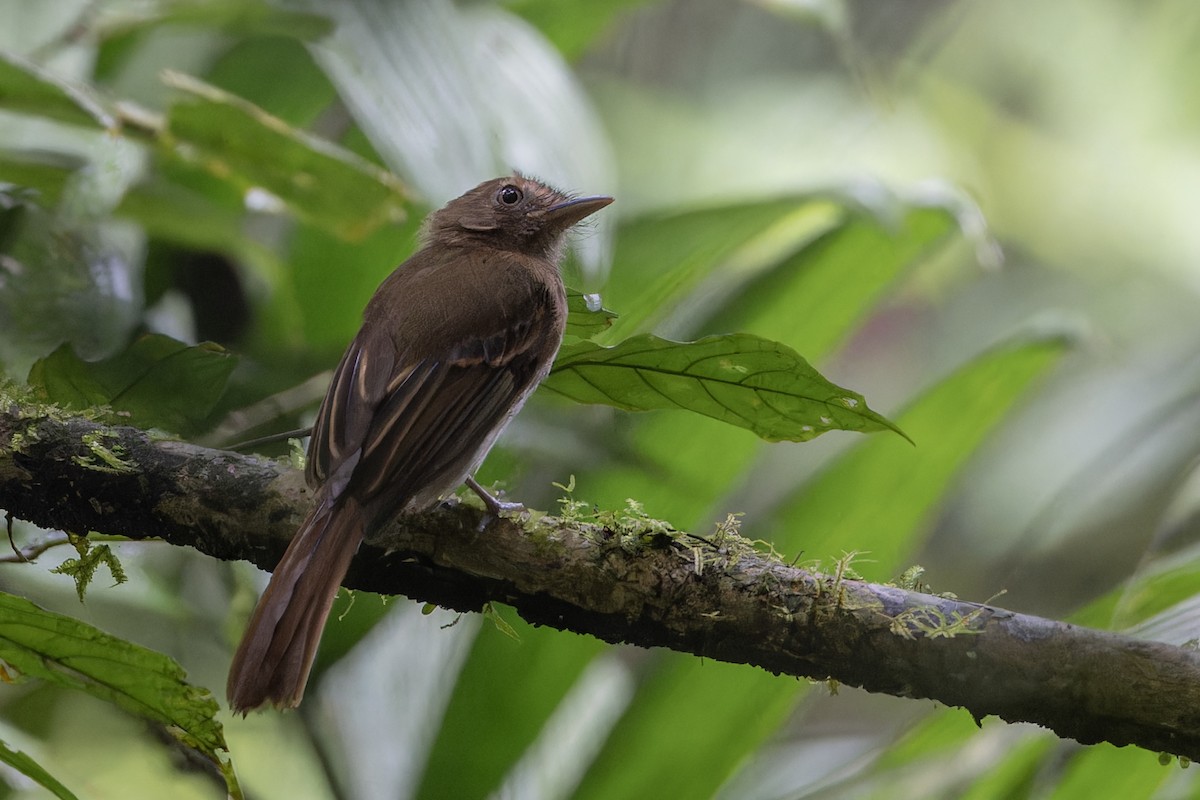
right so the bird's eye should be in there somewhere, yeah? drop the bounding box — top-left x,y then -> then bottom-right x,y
498,185 -> 523,206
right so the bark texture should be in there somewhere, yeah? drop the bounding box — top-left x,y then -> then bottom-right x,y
3,405 -> 1199,759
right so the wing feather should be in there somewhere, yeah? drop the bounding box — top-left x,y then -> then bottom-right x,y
306,280 -> 560,523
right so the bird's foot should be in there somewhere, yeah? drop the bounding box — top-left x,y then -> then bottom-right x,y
465,475 -> 525,516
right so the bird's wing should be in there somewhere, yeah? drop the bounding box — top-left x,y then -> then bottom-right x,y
305,284 -> 557,515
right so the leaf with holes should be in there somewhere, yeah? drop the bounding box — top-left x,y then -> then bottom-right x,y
545,332 -> 904,442
0,591 -> 235,792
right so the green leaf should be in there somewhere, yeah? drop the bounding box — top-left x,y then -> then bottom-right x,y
0,51 -> 114,129
417,619 -> 606,800
115,171 -> 283,285
0,150 -> 87,208
709,204 -> 960,355
27,333 -> 237,434
0,738 -> 80,800
546,332 -> 904,442
292,0 -> 615,273
0,591 -> 230,774
573,657 -> 796,800
157,71 -> 409,241
576,202 -> 956,525
96,0 -> 334,41
769,336 -> 1069,575
599,198 -> 835,340
510,0 -> 657,59
564,288 -> 618,339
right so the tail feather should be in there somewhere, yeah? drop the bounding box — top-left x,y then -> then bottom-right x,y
227,495 -> 365,712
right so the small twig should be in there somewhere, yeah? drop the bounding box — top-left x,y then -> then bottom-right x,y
5,511 -> 23,561
228,427 -> 313,452
0,531 -> 70,563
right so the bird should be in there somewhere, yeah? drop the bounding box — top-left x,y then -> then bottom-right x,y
226,175 -> 613,712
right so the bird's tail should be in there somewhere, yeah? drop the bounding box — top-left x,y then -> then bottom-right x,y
227,494 -> 365,712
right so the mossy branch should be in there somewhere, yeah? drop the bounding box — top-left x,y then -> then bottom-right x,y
2,404 -> 1200,760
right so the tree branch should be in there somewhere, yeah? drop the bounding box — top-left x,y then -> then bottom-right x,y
2,405 -> 1199,759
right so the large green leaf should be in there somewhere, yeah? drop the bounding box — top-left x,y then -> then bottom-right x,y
0,739 -> 80,800
0,150 -> 86,207
577,202 -> 956,524
292,0 -> 615,276
547,332 -> 904,442
416,618 -> 606,799
767,337 -> 1068,574
509,0 -> 657,59
95,0 -> 333,41
569,336 -> 1066,800
572,657 -> 796,800
157,71 -> 409,241
27,333 -> 237,434
598,198 -> 841,341
0,50 -> 113,129
0,592 -> 231,779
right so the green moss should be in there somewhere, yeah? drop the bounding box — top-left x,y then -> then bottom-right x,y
72,430 -> 136,474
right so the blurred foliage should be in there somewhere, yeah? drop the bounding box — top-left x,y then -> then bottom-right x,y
1,0 -> 1199,798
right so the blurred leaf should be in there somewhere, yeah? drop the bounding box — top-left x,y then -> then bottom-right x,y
278,212 -> 424,352
770,336 -> 1069,575
27,333 -> 237,434
710,204 -> 959,354
115,171 -> 282,284
0,50 -> 113,129
293,0 -> 616,277
0,150 -> 87,207
416,619 -> 606,800
96,0 -> 333,41
1069,539 -> 1200,644
547,332 -> 904,442
565,288 -> 618,339
0,591 -> 232,778
600,198 -> 837,340
1051,743 -> 1170,799
573,658 -> 795,800
0,739 -> 80,800
0,200 -> 142,370
157,71 -> 409,241
509,0 -> 655,59
579,201 -> 957,526
205,35 -> 336,127
867,712 -> 1052,800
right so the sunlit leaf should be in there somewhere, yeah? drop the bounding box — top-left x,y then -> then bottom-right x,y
546,332 -> 904,442
0,51 -> 113,129
0,592 -> 229,772
0,739 -> 80,800
157,71 -> 409,241
27,333 -> 237,434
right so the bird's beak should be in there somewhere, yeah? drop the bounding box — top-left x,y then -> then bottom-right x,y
542,195 -> 614,229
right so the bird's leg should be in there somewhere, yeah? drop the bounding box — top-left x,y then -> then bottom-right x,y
465,476 -> 525,515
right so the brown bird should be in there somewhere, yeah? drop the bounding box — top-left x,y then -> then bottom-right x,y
227,176 -> 612,712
